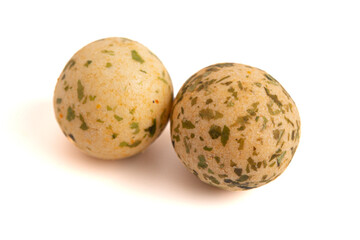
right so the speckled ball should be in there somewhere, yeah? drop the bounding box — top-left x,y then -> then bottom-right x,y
54,37 -> 173,160
170,63 -> 300,191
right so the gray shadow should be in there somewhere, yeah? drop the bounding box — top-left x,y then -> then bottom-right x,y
10,99 -> 250,205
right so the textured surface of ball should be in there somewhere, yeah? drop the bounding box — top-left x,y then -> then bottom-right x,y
170,63 -> 300,190
54,37 -> 173,160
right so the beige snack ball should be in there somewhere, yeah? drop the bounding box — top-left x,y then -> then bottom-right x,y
170,63 -> 300,190
54,37 -> 173,159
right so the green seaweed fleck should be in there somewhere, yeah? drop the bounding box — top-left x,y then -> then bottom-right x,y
131,50 -> 144,63
197,155 -> 208,169
209,125 -> 221,139
182,120 -> 195,129
119,140 -> 142,148
221,125 -> 230,146
66,107 -> 75,121
77,80 -> 84,101
145,119 -> 156,137
114,115 -> 123,121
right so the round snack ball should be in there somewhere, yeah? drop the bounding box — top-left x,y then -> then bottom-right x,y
170,63 -> 300,191
54,37 -> 173,160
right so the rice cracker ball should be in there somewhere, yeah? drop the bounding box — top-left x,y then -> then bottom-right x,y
54,37 -> 173,160
170,63 -> 300,191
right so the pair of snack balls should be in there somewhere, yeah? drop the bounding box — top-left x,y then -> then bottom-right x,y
54,37 -> 301,191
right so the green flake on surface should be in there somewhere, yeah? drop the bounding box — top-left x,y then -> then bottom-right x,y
255,116 -> 259,122
226,100 -> 234,107
106,62 -> 112,68
62,59 -> 76,72
191,97 -> 198,106
66,107 -> 75,121
221,125 -> 230,146
237,138 -> 245,150
140,69 -> 147,74
182,120 -> 195,129
208,169 -> 214,174
130,122 -> 140,134
254,82 -> 262,87
206,99 -> 213,104
79,114 -> 89,130
114,114 -> 123,121
131,50 -> 144,63
101,50 -> 115,55
234,168 -> 243,176
174,124 -> 180,133
190,133 -> 195,138
56,98 -> 62,104
119,140 -> 142,148
208,176 -> 220,185
173,135 -> 180,142
209,125 -> 221,139
197,155 -> 208,169
145,119 -> 156,137
157,77 -> 168,85
238,81 -> 243,90
247,157 -> 257,171
237,175 -> 249,182
237,126 -> 245,131
267,103 -> 281,115
264,73 -> 279,85
203,146 -> 213,151
262,116 -> 268,130
264,87 -> 282,107
277,151 -> 286,166
199,108 -> 223,120
246,102 -> 259,116
273,129 -> 280,139
82,96 -> 88,104
129,108 -> 136,115
284,116 -> 294,127
107,106 -> 113,111
269,149 -> 282,162
218,174 -> 228,178
77,80 -> 84,101
230,160 -> 237,167
89,95 -> 96,101
273,129 -> 285,145
184,136 -> 191,153
96,119 -> 104,123
214,156 -> 220,163
232,115 -> 250,128
222,81 -> 232,86
112,133 -> 118,139
216,75 -> 230,83
64,85 -> 69,91
84,60 -> 92,67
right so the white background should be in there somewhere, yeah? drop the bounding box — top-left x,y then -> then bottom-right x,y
1,0 -> 359,239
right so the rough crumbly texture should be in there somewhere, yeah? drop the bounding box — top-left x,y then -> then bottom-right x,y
170,63 -> 300,191
54,37 -> 173,159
